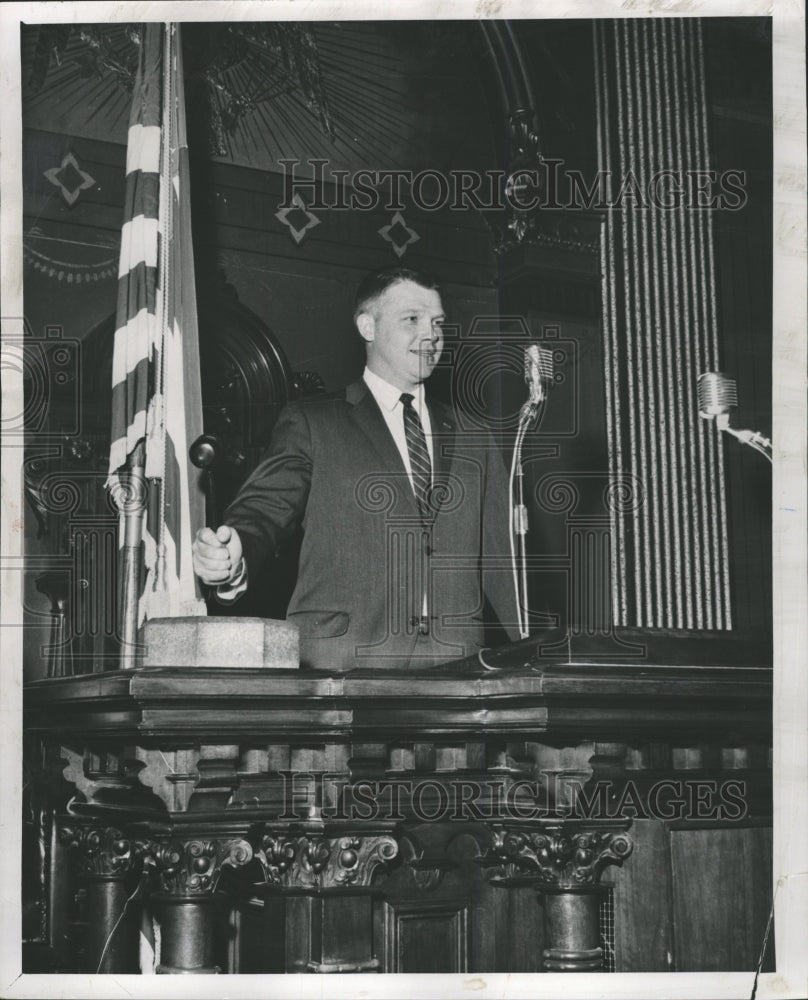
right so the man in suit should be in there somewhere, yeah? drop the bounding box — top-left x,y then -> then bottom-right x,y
192,266 -> 518,670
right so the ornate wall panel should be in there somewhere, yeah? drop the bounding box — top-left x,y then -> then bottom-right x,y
595,18 -> 732,630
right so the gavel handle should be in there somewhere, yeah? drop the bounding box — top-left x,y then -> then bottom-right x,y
204,469 -> 218,530
189,434 -> 221,528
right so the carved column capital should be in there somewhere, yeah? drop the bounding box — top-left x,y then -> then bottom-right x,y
258,832 -> 398,890
58,823 -> 150,878
150,837 -> 253,896
483,819 -> 633,890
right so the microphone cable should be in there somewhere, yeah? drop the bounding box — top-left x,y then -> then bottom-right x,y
94,861 -> 154,974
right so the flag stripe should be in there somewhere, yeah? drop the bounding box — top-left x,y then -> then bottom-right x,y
123,171 -> 160,227
126,124 -> 161,176
110,357 -> 151,425
109,22 -> 163,472
116,270 -> 158,328
108,22 -> 206,628
118,216 -> 160,277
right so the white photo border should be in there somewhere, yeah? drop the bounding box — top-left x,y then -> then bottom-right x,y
1,2 -> 805,998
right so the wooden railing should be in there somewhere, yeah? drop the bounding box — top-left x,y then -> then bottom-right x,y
23,627 -> 773,975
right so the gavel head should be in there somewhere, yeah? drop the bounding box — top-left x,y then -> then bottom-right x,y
189,434 -> 220,469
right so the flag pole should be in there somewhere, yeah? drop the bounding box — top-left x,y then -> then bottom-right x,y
118,440 -> 146,669
108,21 -> 206,656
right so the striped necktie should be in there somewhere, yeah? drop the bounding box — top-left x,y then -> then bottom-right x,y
401,392 -> 432,522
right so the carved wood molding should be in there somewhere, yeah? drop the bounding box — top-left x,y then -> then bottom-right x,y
149,837 -> 253,896
26,652 -> 772,746
256,831 -> 398,889
58,824 -> 151,878
482,819 -> 633,890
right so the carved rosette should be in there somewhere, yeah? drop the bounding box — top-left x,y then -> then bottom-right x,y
150,838 -> 253,896
258,833 -> 398,889
59,824 -> 150,877
485,823 -> 632,890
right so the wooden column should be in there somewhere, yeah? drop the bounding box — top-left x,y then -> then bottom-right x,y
59,824 -> 147,973
149,837 -> 253,974
253,826 -> 399,973
484,819 -> 632,972
541,889 -> 603,971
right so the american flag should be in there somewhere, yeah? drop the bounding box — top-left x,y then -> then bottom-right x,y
107,22 -> 206,622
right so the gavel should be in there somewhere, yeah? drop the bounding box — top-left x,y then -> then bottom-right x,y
189,434 -> 221,529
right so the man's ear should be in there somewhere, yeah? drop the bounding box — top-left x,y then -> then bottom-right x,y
356,311 -> 375,343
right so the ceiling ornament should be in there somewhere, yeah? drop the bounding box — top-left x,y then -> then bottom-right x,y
274,193 -> 322,245
24,23 -> 334,162
378,212 -> 420,259
43,151 -> 97,206
23,225 -> 119,283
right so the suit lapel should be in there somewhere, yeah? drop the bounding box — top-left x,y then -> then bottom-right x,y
345,377 -> 411,478
426,396 -> 456,482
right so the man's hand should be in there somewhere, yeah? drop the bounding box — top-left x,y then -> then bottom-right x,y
192,525 -> 244,586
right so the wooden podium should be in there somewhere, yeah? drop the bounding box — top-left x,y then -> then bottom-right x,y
23,624 -> 772,974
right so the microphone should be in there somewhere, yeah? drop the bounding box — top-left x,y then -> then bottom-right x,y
697,372 -> 737,420
696,371 -> 772,463
523,343 -> 553,411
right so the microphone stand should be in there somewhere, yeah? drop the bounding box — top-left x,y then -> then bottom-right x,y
511,401 -> 539,640
712,413 -> 773,463
510,343 -> 552,640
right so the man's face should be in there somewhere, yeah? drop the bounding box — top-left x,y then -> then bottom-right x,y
357,279 -> 445,392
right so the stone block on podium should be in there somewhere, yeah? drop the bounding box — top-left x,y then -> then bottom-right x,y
137,616 -> 299,669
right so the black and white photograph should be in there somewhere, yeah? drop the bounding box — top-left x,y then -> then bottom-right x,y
1,1 -> 805,998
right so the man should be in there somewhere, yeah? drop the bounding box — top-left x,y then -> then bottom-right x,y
192,266 -> 518,670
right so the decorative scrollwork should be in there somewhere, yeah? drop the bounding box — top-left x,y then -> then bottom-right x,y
150,837 -> 254,895
484,822 -> 632,890
302,837 -> 332,876
257,832 -> 398,889
59,824 -> 150,877
260,836 -> 297,882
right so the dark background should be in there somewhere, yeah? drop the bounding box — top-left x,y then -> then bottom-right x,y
20,18 -> 772,678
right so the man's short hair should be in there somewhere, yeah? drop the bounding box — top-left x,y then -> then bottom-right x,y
353,266 -> 442,323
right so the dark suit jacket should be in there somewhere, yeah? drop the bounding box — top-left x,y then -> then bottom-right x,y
223,378 -> 518,670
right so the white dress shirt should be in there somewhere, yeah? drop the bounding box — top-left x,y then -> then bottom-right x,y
363,367 -> 433,621
362,366 -> 434,491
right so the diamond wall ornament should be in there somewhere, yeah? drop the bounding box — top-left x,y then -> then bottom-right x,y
43,152 -> 96,206
379,212 -> 420,258
275,193 -> 321,245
